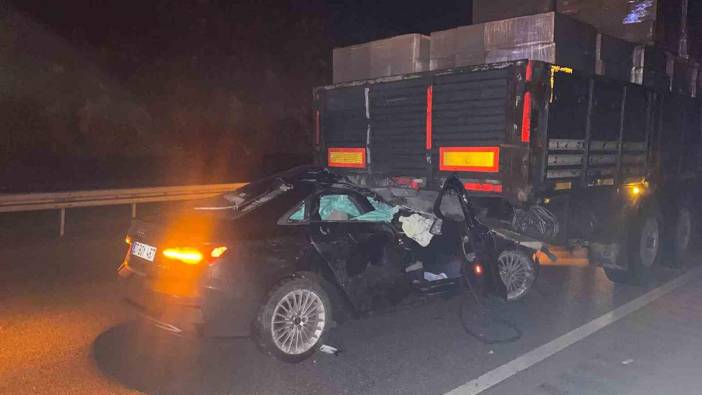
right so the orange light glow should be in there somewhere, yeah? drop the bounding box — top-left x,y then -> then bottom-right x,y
125,235 -> 132,245
162,247 -> 204,265
474,264 -> 483,275
210,246 -> 228,258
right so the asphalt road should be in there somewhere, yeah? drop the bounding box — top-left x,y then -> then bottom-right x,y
1,208 -> 702,394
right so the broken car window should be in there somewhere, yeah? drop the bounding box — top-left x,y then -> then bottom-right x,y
221,177 -> 293,218
351,196 -> 398,223
288,202 -> 306,222
318,194 -> 362,221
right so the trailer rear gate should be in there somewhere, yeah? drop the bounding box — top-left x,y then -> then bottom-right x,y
316,63 -> 520,193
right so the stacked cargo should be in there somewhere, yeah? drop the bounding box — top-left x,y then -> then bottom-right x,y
332,34 -> 430,84
331,0 -> 698,96
429,12 -> 596,74
558,0 -> 688,53
429,24 -> 486,70
482,12 -> 596,74
561,0 -> 698,95
595,33 -> 635,82
631,45 -> 672,91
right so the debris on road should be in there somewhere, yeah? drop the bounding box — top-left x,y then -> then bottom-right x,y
622,358 -> 635,365
319,344 -> 341,356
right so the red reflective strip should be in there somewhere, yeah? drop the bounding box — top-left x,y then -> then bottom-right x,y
525,60 -> 533,82
315,110 -> 321,146
464,182 -> 503,193
426,85 -> 433,150
521,91 -> 532,143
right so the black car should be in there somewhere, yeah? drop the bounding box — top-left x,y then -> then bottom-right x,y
118,166 -> 539,362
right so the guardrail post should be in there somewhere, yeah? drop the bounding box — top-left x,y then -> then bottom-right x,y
59,208 -> 66,237
131,203 -> 137,219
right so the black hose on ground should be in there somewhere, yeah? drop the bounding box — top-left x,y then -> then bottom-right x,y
459,256 -> 522,345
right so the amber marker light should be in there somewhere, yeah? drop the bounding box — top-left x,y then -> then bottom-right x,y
210,246 -> 228,258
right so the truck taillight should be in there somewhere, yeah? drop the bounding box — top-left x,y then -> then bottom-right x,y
464,182 -> 502,193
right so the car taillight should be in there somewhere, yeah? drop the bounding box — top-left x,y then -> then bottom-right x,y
163,247 -> 203,265
162,246 -> 228,265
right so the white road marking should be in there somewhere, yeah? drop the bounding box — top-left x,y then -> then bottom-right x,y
445,267 -> 702,395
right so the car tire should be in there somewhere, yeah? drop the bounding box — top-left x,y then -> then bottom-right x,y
253,273 -> 332,363
603,205 -> 661,285
497,249 -> 538,301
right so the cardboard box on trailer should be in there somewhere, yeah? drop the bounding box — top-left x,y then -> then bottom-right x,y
332,34 -> 430,83
558,0 -> 688,55
483,12 -> 596,73
430,24 -> 486,70
595,33 -> 636,82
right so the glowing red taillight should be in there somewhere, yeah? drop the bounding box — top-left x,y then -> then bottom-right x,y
464,182 -> 503,193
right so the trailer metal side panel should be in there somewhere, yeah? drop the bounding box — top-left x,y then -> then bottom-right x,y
322,86 -> 368,148
369,78 -> 428,175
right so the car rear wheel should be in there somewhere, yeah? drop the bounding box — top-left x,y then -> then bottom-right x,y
254,273 -> 332,363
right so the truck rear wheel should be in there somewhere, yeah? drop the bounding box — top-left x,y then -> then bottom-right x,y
669,205 -> 695,267
603,205 -> 661,285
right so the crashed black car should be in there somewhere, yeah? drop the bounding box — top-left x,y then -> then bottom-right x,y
118,166 -> 540,362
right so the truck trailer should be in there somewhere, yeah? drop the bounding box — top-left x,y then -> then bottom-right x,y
313,60 -> 702,284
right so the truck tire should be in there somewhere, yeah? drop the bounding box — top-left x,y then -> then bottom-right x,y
253,273 -> 332,363
669,204 -> 695,267
603,205 -> 661,285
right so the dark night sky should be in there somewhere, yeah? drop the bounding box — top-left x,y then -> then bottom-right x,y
9,1 -> 473,57
0,0 -> 474,190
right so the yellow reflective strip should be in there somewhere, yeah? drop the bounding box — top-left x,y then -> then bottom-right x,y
443,151 -> 495,168
329,151 -> 363,164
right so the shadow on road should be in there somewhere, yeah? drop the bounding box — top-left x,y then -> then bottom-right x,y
92,320 -> 256,394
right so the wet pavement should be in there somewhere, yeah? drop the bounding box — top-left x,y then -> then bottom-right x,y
1,210 -> 701,394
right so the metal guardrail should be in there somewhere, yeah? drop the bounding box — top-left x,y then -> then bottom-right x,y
0,183 -> 247,236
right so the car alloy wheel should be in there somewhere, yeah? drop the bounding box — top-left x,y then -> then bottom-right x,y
497,250 -> 536,301
271,289 -> 326,355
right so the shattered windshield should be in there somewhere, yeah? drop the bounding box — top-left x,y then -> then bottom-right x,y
193,176 -> 293,217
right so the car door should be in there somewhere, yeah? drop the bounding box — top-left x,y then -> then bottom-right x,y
307,189 -> 408,311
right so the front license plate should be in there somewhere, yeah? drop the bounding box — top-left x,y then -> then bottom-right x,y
132,241 -> 157,262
